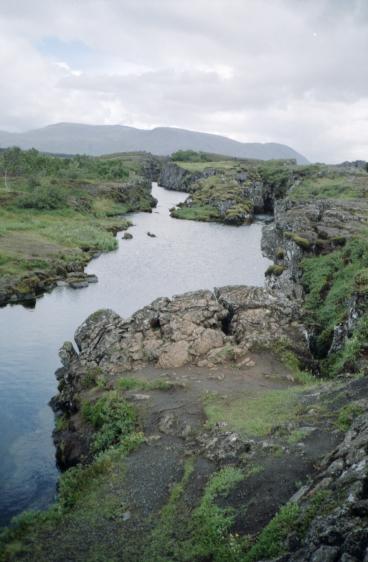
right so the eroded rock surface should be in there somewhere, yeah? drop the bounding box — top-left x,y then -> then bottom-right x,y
55,286 -> 308,414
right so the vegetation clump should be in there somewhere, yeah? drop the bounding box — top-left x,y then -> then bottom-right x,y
265,264 -> 286,277
0,147 -> 155,302
285,231 -> 311,250
336,403 -> 364,431
301,238 -> 368,375
81,391 -> 138,453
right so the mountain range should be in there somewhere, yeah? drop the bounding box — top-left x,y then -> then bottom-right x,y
0,123 -> 308,163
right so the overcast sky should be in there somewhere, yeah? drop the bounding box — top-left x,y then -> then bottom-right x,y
0,0 -> 367,162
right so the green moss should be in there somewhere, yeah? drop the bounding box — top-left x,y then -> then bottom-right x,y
265,264 -> 286,277
336,402 -> 364,431
287,429 -> 308,444
80,367 -> 103,389
285,231 -> 311,250
55,415 -> 69,432
224,203 -> 252,225
276,247 -> 285,259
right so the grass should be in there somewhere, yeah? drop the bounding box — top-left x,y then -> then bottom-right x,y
243,502 -> 300,561
146,458 -> 195,561
175,160 -> 239,171
0,147 -> 155,297
204,387 -> 304,437
336,403 -> 364,431
287,429 -> 308,444
117,376 -> 175,392
183,467 -> 246,561
81,391 -> 139,453
146,465 -> 246,562
171,205 -> 221,221
290,173 -> 368,201
0,440 -> 141,562
243,490 -> 334,561
301,238 -> 368,375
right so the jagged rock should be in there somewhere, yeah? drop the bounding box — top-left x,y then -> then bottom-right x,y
194,427 -> 252,462
59,341 -> 78,368
279,411 -> 368,561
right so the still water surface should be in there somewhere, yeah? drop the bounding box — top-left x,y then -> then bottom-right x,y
0,183 -> 270,526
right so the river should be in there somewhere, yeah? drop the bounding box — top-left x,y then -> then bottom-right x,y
0,183 -> 271,526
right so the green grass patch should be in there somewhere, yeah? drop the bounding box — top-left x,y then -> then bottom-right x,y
244,502 -> 300,561
204,387 -> 304,437
290,173 -> 368,201
171,205 -> 221,221
81,391 -> 138,453
301,238 -> 368,375
117,376 -> 175,392
147,458 -> 195,561
336,402 -> 364,431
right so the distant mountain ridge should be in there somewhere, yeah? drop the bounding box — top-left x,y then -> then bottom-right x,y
0,123 -> 308,164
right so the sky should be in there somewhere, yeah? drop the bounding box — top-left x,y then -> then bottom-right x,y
0,0 -> 367,163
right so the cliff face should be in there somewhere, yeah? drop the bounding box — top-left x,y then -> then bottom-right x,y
160,160 -> 292,224
158,161 -> 218,192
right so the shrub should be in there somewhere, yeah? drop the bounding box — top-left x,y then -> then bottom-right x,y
16,185 -> 67,210
81,392 -> 137,452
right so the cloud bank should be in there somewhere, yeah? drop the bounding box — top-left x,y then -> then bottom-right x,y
0,0 -> 367,162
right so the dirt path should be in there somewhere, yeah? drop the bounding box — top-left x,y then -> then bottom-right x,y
10,352 -> 355,561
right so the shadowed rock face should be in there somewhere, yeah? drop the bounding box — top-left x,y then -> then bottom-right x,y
279,400 -> 368,562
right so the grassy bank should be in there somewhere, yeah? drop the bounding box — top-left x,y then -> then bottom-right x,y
0,148 -> 156,304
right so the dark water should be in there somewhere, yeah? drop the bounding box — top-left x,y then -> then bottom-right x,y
0,183 -> 271,526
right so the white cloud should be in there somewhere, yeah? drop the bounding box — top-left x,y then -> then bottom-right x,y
0,0 -> 367,161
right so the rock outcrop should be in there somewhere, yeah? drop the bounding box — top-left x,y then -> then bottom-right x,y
278,403 -> 368,562
262,198 -> 368,298
159,161 -> 218,192
54,286 -> 309,424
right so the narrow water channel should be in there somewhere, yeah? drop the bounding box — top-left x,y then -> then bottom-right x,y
0,183 -> 271,526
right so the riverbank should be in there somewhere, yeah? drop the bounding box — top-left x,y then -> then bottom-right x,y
2,155 -> 368,560
2,286 -> 368,561
0,149 -> 158,306
0,182 -> 269,529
